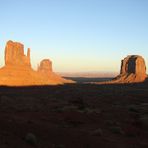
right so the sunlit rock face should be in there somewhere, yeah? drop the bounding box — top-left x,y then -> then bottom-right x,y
5,41 -> 31,68
38,59 -> 52,74
0,40 -> 74,86
113,55 -> 147,83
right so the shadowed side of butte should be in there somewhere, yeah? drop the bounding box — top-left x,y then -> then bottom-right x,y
94,55 -> 147,84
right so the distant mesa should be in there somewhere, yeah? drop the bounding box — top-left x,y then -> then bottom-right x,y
0,40 -> 74,86
113,55 -> 147,83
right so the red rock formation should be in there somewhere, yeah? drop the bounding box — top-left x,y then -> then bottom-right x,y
5,40 -> 31,67
37,59 -> 73,85
93,55 -> 147,85
0,40 -> 74,86
38,59 -> 52,74
113,55 -> 147,83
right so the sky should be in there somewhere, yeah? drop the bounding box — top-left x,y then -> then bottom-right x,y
0,0 -> 148,73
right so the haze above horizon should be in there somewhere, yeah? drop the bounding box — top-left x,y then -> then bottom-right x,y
0,0 -> 148,73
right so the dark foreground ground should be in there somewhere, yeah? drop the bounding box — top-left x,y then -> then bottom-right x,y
0,78 -> 148,148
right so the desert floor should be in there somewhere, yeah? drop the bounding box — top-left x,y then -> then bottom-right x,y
0,78 -> 148,148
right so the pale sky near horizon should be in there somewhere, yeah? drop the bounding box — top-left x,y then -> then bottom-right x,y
0,0 -> 148,73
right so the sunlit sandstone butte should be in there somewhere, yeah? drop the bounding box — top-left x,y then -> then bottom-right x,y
0,40 -> 74,86
97,55 -> 147,84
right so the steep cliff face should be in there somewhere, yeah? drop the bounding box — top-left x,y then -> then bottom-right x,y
113,55 -> 147,83
93,55 -> 147,85
0,40 -> 74,86
5,40 -> 31,67
38,59 -> 52,74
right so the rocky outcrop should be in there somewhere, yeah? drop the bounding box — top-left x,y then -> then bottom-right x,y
113,55 -> 147,83
93,55 -> 147,84
0,40 -> 74,86
5,41 -> 31,67
38,59 -> 52,74
37,59 -> 74,84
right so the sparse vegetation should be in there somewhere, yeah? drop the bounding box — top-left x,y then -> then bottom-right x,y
52,144 -> 65,148
128,105 -> 140,113
110,126 -> 124,134
90,128 -> 103,136
25,133 -> 37,145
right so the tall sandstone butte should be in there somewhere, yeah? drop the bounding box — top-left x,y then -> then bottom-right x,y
0,40 -> 74,86
5,40 -> 31,67
113,55 -> 147,83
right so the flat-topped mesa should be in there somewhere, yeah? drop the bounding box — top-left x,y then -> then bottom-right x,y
5,40 -> 31,68
114,55 -> 147,83
38,59 -> 52,75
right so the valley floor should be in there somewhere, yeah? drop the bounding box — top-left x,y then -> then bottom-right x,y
0,81 -> 148,148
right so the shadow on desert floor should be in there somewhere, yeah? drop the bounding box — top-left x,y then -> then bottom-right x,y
0,80 -> 148,148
